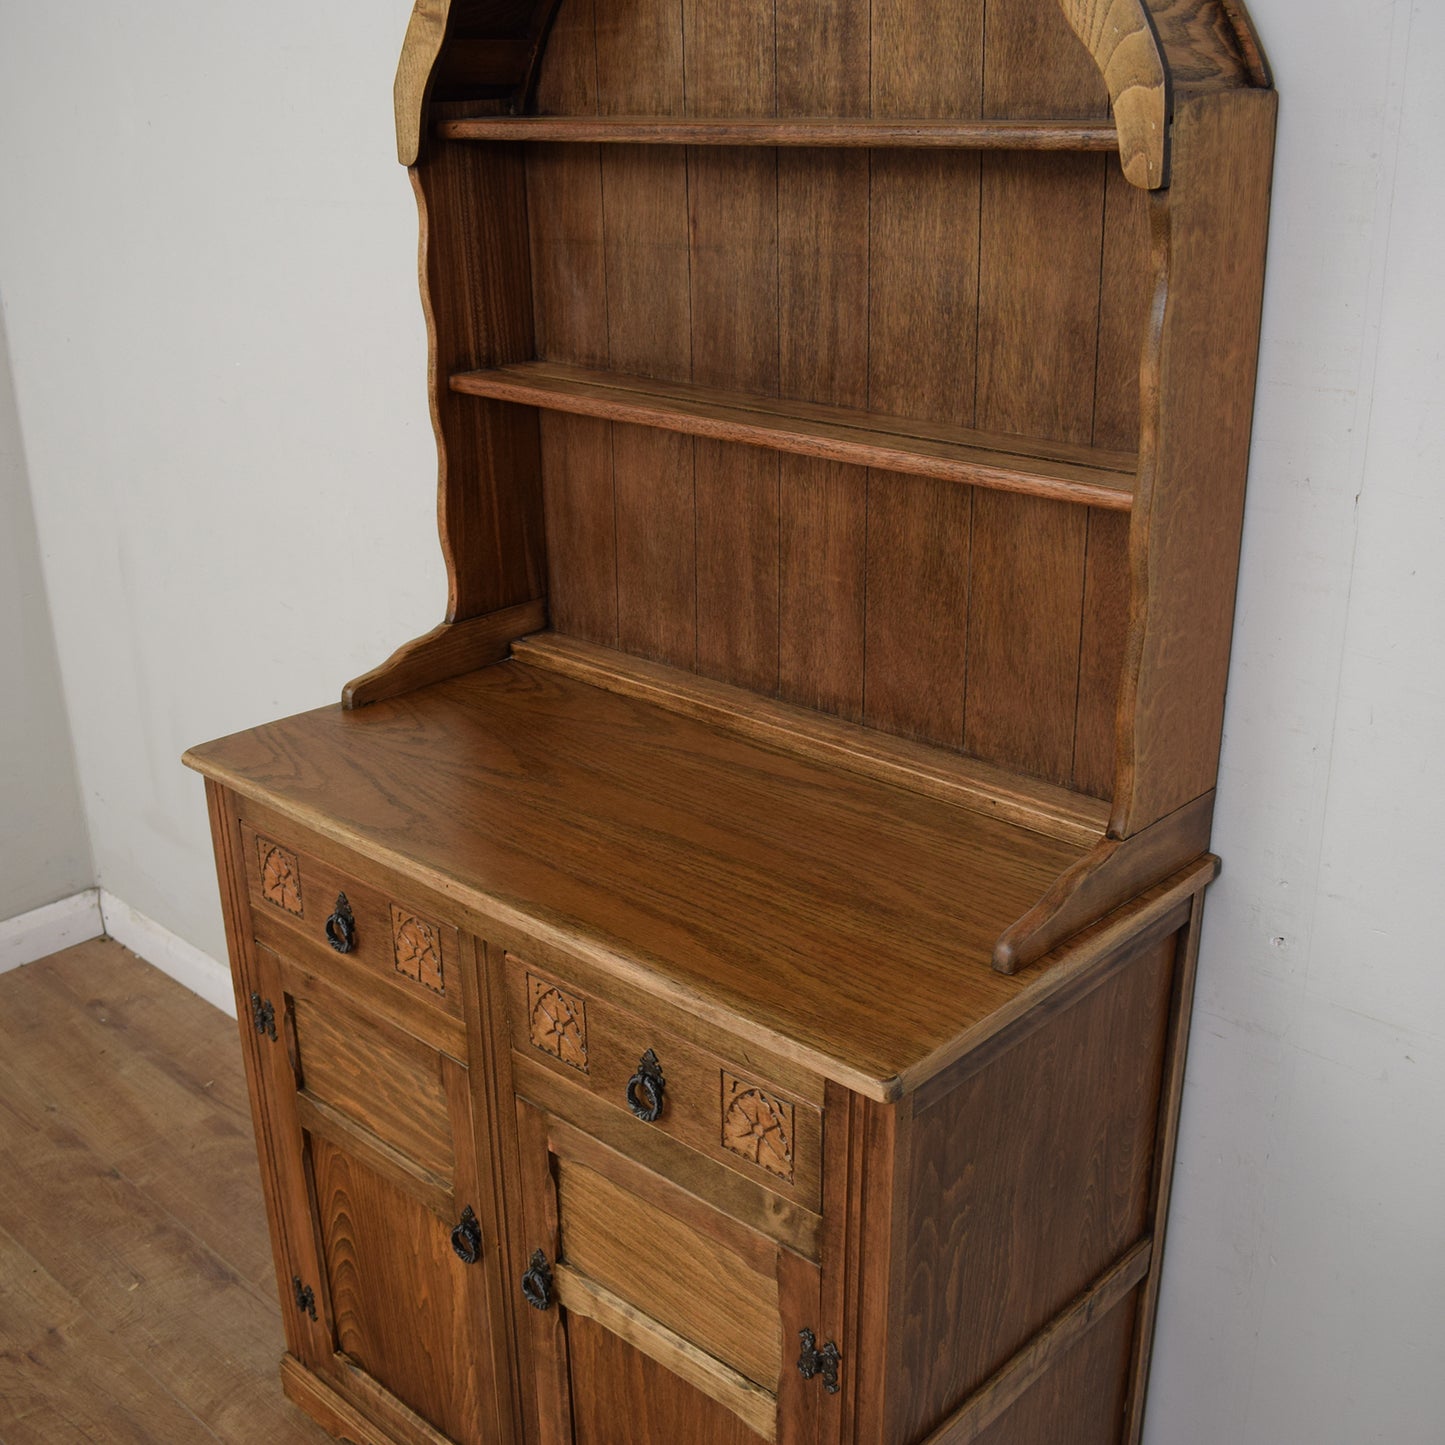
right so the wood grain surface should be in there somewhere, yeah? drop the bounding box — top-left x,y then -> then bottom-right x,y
0,941 -> 333,1444
439,116 -> 1122,149
187,660 -> 1093,1098
451,363 -> 1137,508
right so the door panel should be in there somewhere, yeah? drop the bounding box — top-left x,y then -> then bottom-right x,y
246,939 -> 508,1444
568,1312 -> 772,1445
310,1136 -> 493,1443
514,1098 -> 822,1445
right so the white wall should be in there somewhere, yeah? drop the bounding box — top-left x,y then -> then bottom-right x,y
0,2 -> 1441,1442
0,1 -> 439,960
1143,3 -> 1445,1441
0,298 -> 92,920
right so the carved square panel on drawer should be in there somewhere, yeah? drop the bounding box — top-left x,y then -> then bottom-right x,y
256,837 -> 304,916
504,952 -> 822,1210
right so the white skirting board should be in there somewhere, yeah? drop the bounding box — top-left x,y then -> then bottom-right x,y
0,889 -> 103,973
0,888 -> 235,1019
98,891 -> 236,1018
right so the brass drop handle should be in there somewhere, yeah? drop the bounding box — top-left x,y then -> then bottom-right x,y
626,1048 -> 666,1122
521,1249 -> 553,1311
325,893 -> 356,954
450,1206 -> 482,1265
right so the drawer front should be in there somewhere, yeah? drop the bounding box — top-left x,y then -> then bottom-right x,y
504,952 -> 822,1213
241,821 -> 462,1021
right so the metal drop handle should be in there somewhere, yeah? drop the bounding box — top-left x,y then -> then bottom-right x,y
325,892 -> 356,954
626,1048 -> 666,1122
521,1249 -> 553,1311
450,1206 -> 482,1265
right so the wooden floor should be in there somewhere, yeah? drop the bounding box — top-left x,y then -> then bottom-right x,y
0,938 -> 332,1444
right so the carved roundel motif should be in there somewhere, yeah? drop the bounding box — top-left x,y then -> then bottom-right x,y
721,1072 -> 795,1183
391,906 -> 445,995
257,840 -> 303,915
527,974 -> 588,1072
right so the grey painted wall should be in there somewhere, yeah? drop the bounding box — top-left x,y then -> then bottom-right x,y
0,297 -> 91,919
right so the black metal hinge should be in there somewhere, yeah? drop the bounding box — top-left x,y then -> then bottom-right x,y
250,993 -> 277,1041
798,1329 -> 841,1394
292,1275 -> 317,1321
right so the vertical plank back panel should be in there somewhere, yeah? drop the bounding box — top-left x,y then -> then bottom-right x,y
863,474 -> 971,747
540,414 -> 618,644
871,0 -> 984,119
686,0 -> 782,692
614,425 -> 697,667
962,1 -> 1109,787
516,0 -> 1157,803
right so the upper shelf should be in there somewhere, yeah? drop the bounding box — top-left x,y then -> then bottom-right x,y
450,363 -> 1137,510
434,116 -> 1122,152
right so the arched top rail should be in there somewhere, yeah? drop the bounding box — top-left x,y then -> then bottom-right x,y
395,0 -> 1270,187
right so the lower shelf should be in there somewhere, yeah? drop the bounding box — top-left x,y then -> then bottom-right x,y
449,362 -> 1137,510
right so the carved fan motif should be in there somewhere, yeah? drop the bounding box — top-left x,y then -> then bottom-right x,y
528,975 -> 588,1072
391,906 -> 445,994
721,1072 -> 795,1183
257,840 -> 303,915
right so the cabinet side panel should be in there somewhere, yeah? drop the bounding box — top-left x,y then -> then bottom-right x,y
1115,90 -> 1277,833
889,931 -> 1177,1442
967,1289 -> 1141,1445
419,140 -> 546,621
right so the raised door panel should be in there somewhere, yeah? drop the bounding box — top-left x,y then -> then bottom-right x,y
309,1137 -> 497,1444
250,942 -> 509,1444
568,1314 -> 771,1445
515,1099 -> 824,1445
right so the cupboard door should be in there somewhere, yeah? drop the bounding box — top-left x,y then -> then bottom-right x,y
251,942 -> 509,1444
514,1100 -> 824,1445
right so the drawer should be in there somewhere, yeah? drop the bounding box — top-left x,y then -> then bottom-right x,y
241,820 -> 463,1022
504,951 -> 823,1215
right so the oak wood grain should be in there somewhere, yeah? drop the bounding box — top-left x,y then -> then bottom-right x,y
919,1241 -> 1150,1444
1056,0 -> 1169,187
886,931 -> 1175,1441
310,1138 -> 492,1443
343,599 -> 548,710
557,1159 -> 782,1388
862,473 -> 971,748
438,116 -> 1122,149
452,363 -> 1137,508
993,790 -> 1214,973
414,142 -> 546,622
511,631 -> 1109,843
187,661 -> 1092,1099
1112,90 -> 1277,834
565,1307 -> 772,1445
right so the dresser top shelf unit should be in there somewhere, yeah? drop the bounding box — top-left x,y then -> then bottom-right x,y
434,116 -> 1123,150
450,363 -> 1138,509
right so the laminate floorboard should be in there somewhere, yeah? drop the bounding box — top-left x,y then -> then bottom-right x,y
0,938 -> 331,1444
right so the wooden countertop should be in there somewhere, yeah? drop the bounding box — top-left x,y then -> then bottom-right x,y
186,661 -> 1204,1099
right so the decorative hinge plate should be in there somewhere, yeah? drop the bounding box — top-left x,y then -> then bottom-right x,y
798,1328 -> 841,1394
250,992 -> 277,1041
292,1275 -> 317,1320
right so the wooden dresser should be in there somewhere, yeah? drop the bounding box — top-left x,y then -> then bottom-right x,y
184,3 -> 1276,1442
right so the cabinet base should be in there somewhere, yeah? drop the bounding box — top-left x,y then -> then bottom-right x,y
280,1355 -> 453,1445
